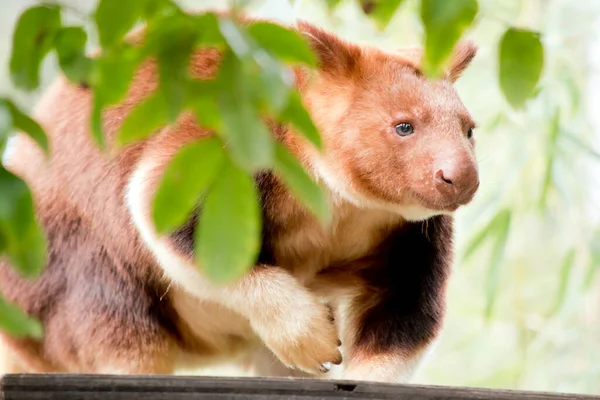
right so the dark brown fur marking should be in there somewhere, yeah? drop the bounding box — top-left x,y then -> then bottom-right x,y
352,216 -> 452,354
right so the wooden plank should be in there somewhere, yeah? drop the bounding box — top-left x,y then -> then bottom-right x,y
1,374 -> 598,400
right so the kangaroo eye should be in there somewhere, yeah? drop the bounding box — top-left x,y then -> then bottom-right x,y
467,128 -> 474,138
395,123 -> 414,136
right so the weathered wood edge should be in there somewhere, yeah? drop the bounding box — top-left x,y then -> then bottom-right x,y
0,374 -> 597,400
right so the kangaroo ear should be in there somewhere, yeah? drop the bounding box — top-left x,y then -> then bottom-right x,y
446,40 -> 478,82
392,40 -> 477,82
295,20 -> 363,77
393,47 -> 425,71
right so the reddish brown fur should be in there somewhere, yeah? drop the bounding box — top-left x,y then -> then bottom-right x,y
0,17 -> 479,382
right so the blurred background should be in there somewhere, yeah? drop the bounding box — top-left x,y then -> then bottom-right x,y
2,0 -> 600,395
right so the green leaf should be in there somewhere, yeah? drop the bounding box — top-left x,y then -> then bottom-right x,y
539,109 -> 560,210
219,98 -> 274,171
143,0 -> 181,19
462,208 -> 510,262
9,5 -> 62,91
54,27 -> 93,85
196,159 -> 261,283
116,93 -> 169,147
462,221 -> 492,261
0,296 -> 43,339
484,209 -> 511,319
145,14 -> 199,121
187,80 -> 222,131
563,133 -> 600,164
152,137 -> 226,234
273,143 -> 330,224
247,22 -> 316,66
95,0 -> 143,48
253,66 -> 293,115
91,45 -> 143,147
563,71 -> 581,114
0,166 -> 47,278
91,94 -> 105,149
93,45 -> 142,105
277,91 -> 322,149
584,230 -> 600,289
218,15 -> 252,55
1,100 -> 48,154
0,102 -> 14,142
420,0 -> 478,78
360,0 -> 406,29
216,52 -> 274,171
222,109 -> 274,171
325,0 -> 343,10
193,12 -> 224,47
589,230 -> 600,267
550,249 -> 575,315
499,28 -> 544,109
219,18 -> 292,114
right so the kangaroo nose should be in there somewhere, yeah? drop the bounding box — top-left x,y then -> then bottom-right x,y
435,169 -> 454,186
434,159 -> 479,205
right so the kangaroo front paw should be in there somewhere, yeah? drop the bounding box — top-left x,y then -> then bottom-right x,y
254,301 -> 342,375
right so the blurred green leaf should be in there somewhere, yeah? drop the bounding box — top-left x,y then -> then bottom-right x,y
590,230 -> 600,266
273,143 -> 330,224
462,222 -> 492,262
551,249 -> 575,315
584,230 -> 600,289
463,208 -> 508,261
277,91 -> 322,149
10,5 -> 62,91
93,45 -> 143,105
91,94 -> 105,149
0,103 -> 14,142
484,112 -> 505,132
196,159 -> 261,283
539,109 -> 560,210
563,70 -> 581,114
499,28 -> 544,109
420,0 -> 478,77
0,296 -> 42,339
216,52 -> 274,171
220,100 -> 274,171
563,132 -> 600,163
54,27 -> 93,85
247,22 -> 316,66
218,18 -> 254,60
144,0 -> 181,19
254,67 -> 293,115
95,0 -> 143,48
326,0 -> 343,10
117,93 -> 169,147
360,0 -> 405,29
485,209 -> 511,319
0,166 -> 47,278
152,136 -> 225,234
0,100 -> 48,155
91,45 -> 143,147
187,80 -> 222,131
193,12 -> 224,47
145,15 -> 198,121
219,18 -> 292,114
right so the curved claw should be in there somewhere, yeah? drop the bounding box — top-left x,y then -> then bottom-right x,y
320,362 -> 332,373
